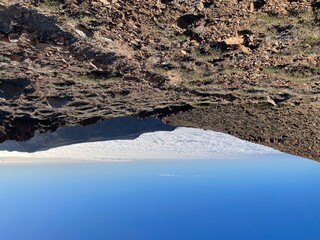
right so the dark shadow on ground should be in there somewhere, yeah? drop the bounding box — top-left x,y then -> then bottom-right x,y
0,117 -> 176,152
0,3 -> 76,44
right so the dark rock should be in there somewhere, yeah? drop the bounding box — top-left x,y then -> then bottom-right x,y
137,104 -> 194,119
203,1 -> 213,8
146,72 -> 168,88
9,114 -> 37,141
0,20 -> 12,33
69,101 -> 90,107
53,80 -> 76,88
161,0 -> 174,4
0,109 -> 10,121
0,78 -> 31,100
312,1 -> 320,22
70,44 -> 118,65
47,95 -> 72,108
273,24 -> 293,33
177,14 -> 204,29
253,0 -> 266,10
88,70 -> 122,79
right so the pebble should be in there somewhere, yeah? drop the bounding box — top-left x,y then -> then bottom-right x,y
8,33 -> 20,43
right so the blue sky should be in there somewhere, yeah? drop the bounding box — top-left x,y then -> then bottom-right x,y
0,156 -> 319,240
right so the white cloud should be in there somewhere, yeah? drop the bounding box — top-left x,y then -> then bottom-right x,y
158,174 -> 180,177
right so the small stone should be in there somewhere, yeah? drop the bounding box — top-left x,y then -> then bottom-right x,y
98,0 -> 109,4
197,2 -> 204,10
74,29 -> 87,38
239,45 -> 252,54
266,96 -> 277,106
224,36 -> 244,45
8,33 -> 20,43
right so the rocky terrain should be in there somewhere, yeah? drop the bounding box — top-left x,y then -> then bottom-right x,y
0,0 -> 319,160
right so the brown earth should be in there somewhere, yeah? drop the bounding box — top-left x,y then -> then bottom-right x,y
0,0 -> 319,160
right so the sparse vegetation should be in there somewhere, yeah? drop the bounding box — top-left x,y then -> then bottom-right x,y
262,66 -> 320,83
190,49 -> 222,61
219,67 -> 245,75
0,55 -> 9,62
169,33 -> 190,43
76,71 -> 122,83
38,0 -> 62,12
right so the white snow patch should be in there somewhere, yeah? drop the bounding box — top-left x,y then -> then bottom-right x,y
0,127 -> 279,163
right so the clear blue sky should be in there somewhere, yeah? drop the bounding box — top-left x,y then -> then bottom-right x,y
0,155 -> 319,240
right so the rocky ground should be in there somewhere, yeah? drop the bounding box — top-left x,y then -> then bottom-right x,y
0,0 -> 319,160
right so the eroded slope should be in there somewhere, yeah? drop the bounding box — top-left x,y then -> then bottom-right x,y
0,0 -> 319,159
